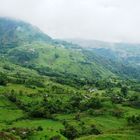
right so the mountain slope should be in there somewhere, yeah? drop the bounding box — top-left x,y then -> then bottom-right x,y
0,18 -> 116,83
0,17 -> 52,48
0,18 -> 140,140
66,39 -> 140,81
0,18 -> 140,83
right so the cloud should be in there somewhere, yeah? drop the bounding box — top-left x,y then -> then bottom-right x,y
0,0 -> 140,43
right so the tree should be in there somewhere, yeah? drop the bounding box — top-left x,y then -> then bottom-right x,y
0,72 -> 7,85
121,86 -> 128,97
128,95 -> 140,108
86,97 -> 102,109
37,126 -> 43,131
30,107 -> 51,118
50,135 -> 61,140
127,115 -> 140,125
111,109 -> 124,118
89,124 -> 101,135
60,124 -> 79,140
111,94 -> 123,104
69,93 -> 82,111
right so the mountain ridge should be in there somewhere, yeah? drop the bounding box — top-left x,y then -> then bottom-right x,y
0,17 -> 140,140
0,17 -> 140,82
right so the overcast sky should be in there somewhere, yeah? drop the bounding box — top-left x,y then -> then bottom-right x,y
0,0 -> 140,43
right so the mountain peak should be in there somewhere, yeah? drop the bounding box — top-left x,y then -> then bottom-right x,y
0,17 -> 52,48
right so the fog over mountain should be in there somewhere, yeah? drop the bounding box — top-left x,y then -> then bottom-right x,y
0,1 -> 140,139
0,0 -> 140,43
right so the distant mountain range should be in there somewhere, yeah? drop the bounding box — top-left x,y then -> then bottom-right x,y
66,38 -> 140,67
0,17 -> 140,83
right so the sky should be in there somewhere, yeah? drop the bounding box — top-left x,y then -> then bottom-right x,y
0,0 -> 140,43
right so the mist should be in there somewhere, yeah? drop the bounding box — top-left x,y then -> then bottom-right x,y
0,0 -> 140,43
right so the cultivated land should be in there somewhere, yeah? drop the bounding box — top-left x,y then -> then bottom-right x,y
0,18 -> 139,140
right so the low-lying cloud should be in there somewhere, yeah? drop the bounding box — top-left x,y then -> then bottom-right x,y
0,0 -> 140,43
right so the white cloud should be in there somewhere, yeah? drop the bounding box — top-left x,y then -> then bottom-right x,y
0,0 -> 140,43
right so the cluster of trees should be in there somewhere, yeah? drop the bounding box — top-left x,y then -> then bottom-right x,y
5,89 -> 103,119
110,89 -> 140,109
30,95 -> 103,119
9,49 -> 39,65
6,91 -> 28,112
3,64 -> 14,71
11,73 -> 45,88
111,94 -> 124,104
127,115 -> 140,125
128,95 -> 140,108
108,85 -> 128,104
35,66 -> 97,87
111,109 -> 124,118
25,78 -> 45,88
60,123 -> 78,140
109,85 -> 140,109
0,131 -> 18,140
4,126 -> 43,139
60,121 -> 101,140
95,79 -> 115,90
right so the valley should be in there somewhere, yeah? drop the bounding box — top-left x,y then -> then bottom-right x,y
0,18 -> 140,140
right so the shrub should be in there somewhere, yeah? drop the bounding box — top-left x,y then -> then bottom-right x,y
0,72 -> 7,85
60,124 -> 79,140
128,95 -> 140,108
86,97 -> 102,109
121,86 -> 128,97
111,94 -> 124,104
88,109 -> 104,116
50,135 -> 61,140
89,124 -> 101,135
111,109 -> 124,118
37,126 -> 43,131
127,115 -> 140,125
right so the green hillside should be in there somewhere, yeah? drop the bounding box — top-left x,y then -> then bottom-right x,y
0,18 -> 139,140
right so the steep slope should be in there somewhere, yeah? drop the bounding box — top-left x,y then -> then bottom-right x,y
0,18 -> 140,140
0,18 -> 115,83
66,39 -> 140,81
0,17 -> 52,48
1,18 -> 139,83
66,39 -> 140,65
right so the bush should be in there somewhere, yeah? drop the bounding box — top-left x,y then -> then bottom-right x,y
37,126 -> 43,131
89,125 -> 101,135
60,123 -> 79,140
30,107 -> 45,118
111,109 -> 124,118
111,94 -> 124,104
121,86 -> 128,97
0,72 -> 7,85
3,65 -> 14,71
127,115 -> 140,125
50,135 -> 61,140
88,109 -> 104,116
86,97 -> 102,109
128,95 -> 140,108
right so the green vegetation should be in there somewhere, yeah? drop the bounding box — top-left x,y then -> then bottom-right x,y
0,18 -> 139,140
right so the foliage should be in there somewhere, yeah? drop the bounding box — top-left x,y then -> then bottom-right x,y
0,17 -> 140,140
60,123 -> 79,140
0,72 -> 7,86
127,115 -> 140,125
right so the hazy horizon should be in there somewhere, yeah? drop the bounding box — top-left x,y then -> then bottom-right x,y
0,0 -> 140,43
